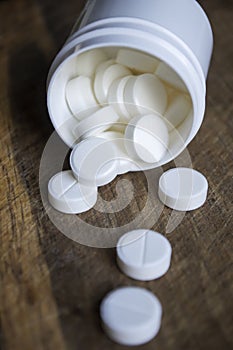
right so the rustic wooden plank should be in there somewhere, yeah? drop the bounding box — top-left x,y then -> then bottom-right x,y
0,1 -> 68,349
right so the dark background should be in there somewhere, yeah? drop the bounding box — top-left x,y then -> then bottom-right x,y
0,1 -> 232,349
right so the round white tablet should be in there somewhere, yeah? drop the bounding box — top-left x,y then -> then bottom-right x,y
94,62 -> 131,104
124,114 -> 169,163
164,93 -> 192,132
124,74 -> 167,116
108,76 -> 132,120
48,171 -> 97,214
66,76 -> 99,119
70,137 -> 119,187
117,230 -> 172,281
100,287 -> 162,346
158,168 -> 209,211
75,49 -> 107,77
73,106 -> 120,141
97,131 -> 133,175
116,48 -> 160,73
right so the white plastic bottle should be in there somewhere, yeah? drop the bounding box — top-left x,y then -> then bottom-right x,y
47,0 -> 213,170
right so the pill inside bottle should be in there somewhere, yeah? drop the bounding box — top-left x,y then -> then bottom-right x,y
48,46 -> 193,171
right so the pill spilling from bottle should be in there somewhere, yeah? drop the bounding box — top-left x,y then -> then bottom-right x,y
48,47 -> 195,213
46,14 -> 211,346
45,0 -> 214,345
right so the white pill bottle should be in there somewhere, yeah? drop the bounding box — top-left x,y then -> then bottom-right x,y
47,0 -> 213,170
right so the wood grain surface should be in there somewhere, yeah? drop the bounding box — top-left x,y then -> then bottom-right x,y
0,1 -> 232,349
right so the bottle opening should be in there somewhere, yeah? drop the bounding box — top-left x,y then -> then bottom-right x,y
48,46 -> 194,169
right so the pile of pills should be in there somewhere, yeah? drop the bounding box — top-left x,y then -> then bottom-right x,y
48,47 -> 194,213
47,47 -> 209,346
66,48 -> 192,153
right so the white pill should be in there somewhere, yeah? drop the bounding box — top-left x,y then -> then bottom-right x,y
100,287 -> 162,346
108,76 -> 132,120
94,61 -> 131,104
158,168 -> 209,211
75,49 -> 107,77
98,131 -> 132,175
93,60 -> 115,103
164,93 -> 192,132
95,59 -> 115,73
66,76 -> 99,119
117,229 -> 172,281
70,137 -> 119,187
155,62 -> 187,92
97,131 -> 124,141
124,74 -> 167,117
124,114 -> 169,164
73,106 -> 120,141
48,171 -> 97,214
116,48 -> 160,73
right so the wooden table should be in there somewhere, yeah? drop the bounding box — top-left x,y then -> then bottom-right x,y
0,1 -> 232,349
